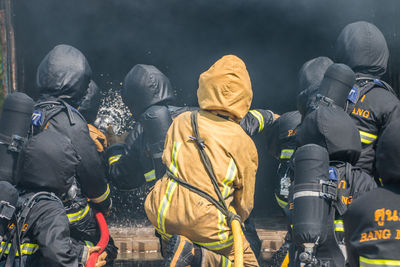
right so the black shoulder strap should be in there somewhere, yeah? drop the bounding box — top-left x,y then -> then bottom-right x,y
345,78 -> 397,114
190,111 -> 229,211
35,99 -> 84,130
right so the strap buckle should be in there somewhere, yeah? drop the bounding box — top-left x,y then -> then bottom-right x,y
320,180 -> 337,201
0,201 -> 16,220
8,135 -> 25,153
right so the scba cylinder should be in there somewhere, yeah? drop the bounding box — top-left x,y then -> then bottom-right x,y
0,92 -> 35,184
293,144 -> 331,246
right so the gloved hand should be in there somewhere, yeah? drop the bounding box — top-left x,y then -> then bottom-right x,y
106,125 -> 128,146
88,124 -> 108,152
86,246 -> 102,266
86,246 -> 107,267
96,251 -> 108,267
273,113 -> 280,121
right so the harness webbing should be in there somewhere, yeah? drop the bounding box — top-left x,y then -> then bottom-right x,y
167,110 -> 240,225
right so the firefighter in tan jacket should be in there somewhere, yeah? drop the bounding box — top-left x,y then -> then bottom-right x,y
145,55 -> 259,267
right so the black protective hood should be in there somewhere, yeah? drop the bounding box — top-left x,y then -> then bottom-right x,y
17,130 -> 80,197
79,80 -> 102,124
376,117 -> 400,185
335,21 -> 389,77
298,106 -> 361,165
122,64 -> 175,117
265,111 -> 301,158
297,84 -> 319,117
36,44 -> 92,107
298,57 -> 333,93
318,63 -> 356,109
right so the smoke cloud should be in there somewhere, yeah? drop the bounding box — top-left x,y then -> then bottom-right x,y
13,0 -> 400,215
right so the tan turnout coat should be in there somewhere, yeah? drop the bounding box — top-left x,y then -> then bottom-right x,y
145,55 -> 258,254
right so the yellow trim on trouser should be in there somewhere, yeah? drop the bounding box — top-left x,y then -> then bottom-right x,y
222,255 -> 232,267
222,158 -> 237,198
359,130 -> 377,145
275,193 -> 288,209
280,149 -> 294,159
360,256 -> 400,266
169,141 -> 182,176
249,110 -> 265,133
67,204 -> 90,223
334,220 -> 344,232
108,154 -> 122,165
195,235 -> 234,251
89,184 -> 110,204
144,169 -> 156,182
0,242 -> 39,256
157,180 -> 178,235
156,229 -> 173,241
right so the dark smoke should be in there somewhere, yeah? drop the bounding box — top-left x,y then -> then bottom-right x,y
12,0 -> 400,217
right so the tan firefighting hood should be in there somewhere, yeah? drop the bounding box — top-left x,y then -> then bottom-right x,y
197,55 -> 253,122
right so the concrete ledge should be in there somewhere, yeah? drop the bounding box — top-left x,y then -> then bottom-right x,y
110,217 -> 287,261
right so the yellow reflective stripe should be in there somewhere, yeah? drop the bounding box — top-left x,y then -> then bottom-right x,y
157,180 -> 178,235
84,241 -> 94,247
169,141 -> 182,176
217,210 -> 229,242
195,235 -> 234,251
156,229 -> 173,241
222,158 -> 237,198
89,184 -> 110,204
0,242 -> 39,255
222,255 -> 232,267
281,251 -> 289,267
280,149 -> 294,159
108,154 -> 122,165
359,130 -> 378,144
249,110 -> 265,133
144,169 -> 156,182
275,193 -> 288,209
334,220 -> 344,232
67,204 -> 90,223
360,256 -> 400,266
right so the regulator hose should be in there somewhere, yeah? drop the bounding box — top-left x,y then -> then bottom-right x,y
86,212 -> 109,267
229,206 -> 243,267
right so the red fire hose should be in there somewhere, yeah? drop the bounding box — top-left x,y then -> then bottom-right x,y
86,212 -> 109,267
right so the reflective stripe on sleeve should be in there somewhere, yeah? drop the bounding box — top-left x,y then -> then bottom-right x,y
221,158 -> 237,199
280,149 -> 294,159
144,169 -> 156,182
89,184 -> 110,204
0,242 -> 39,256
217,210 -> 229,242
359,130 -> 378,145
359,256 -> 400,266
334,220 -> 344,232
108,154 -> 122,165
249,110 -> 265,133
84,241 -> 94,247
275,193 -> 288,209
67,204 -> 90,223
